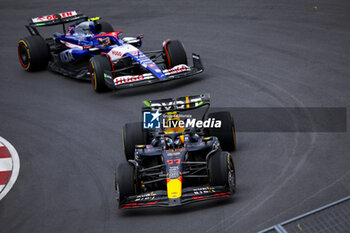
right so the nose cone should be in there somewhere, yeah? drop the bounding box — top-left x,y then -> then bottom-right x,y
168,197 -> 182,206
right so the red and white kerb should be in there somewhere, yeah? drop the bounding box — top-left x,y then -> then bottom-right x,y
0,137 -> 20,201
0,143 -> 12,192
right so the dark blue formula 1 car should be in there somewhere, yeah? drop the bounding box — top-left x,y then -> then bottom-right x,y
116,94 -> 237,209
17,11 -> 203,92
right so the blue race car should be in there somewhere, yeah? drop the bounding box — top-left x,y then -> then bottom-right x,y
18,11 -> 204,92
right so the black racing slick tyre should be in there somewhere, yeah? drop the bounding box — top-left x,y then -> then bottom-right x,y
207,111 -> 236,151
18,35 -> 49,71
115,162 -> 137,207
163,40 -> 188,69
208,151 -> 236,193
122,122 -> 147,161
99,21 -> 114,33
89,55 -> 111,92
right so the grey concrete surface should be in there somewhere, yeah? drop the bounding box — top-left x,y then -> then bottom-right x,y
0,0 -> 349,232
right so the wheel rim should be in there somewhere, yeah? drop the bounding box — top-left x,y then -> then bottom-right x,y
18,43 -> 29,68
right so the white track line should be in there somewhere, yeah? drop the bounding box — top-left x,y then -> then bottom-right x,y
0,137 -> 20,201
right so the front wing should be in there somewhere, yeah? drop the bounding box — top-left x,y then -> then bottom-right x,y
104,53 -> 203,89
119,185 -> 232,209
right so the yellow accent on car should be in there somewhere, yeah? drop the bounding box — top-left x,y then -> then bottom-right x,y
186,96 -> 190,108
227,153 -> 231,170
90,60 -> 97,90
179,135 -> 185,143
232,116 -> 236,146
167,178 -> 182,199
164,130 -> 175,134
88,17 -> 100,21
166,111 -> 177,115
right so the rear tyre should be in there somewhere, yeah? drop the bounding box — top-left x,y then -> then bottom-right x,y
207,111 -> 236,151
123,122 -> 147,161
115,162 -> 137,207
89,55 -> 111,92
163,40 -> 187,69
208,151 -> 236,193
18,35 -> 49,71
99,21 -> 114,33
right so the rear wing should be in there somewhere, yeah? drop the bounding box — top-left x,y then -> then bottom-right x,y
142,94 -> 211,113
26,10 -> 88,35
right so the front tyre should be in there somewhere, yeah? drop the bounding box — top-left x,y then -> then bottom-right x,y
18,35 -> 49,71
115,162 -> 137,207
163,40 -> 188,69
208,151 -> 236,193
89,55 -> 111,92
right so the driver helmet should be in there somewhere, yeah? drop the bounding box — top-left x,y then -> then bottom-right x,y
165,137 -> 174,149
174,136 -> 185,148
97,37 -> 112,46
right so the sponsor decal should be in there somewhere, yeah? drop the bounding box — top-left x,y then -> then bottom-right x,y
149,96 -> 203,111
59,11 -> 77,18
59,49 -> 75,63
168,166 -> 180,179
166,151 -> 181,156
135,192 -> 156,202
32,11 -> 77,23
164,65 -> 190,75
108,44 -> 138,60
111,50 -> 123,57
114,74 -> 154,85
193,187 -> 216,195
115,75 -> 144,84
33,14 -> 58,23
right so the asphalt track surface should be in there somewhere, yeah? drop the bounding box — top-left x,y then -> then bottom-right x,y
0,1 -> 350,233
